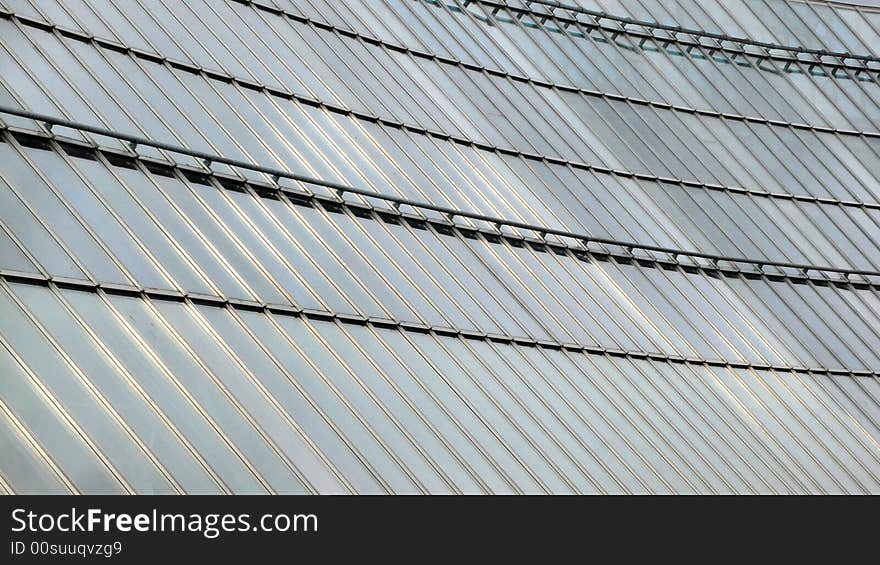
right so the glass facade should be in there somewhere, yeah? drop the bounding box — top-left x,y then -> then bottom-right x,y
0,0 -> 878,493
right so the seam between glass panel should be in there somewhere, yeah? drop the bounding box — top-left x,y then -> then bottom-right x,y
724,361 -> 871,492
468,334 -> 654,493
178,305 -> 356,493
0,132 -> 140,287
702,365 -> 837,491
0,461 -> 14,495
602,357 -> 792,493
465,327 -> 728,492
410,330 -> 628,492
68,284 -> 274,493
253,310 -> 428,493
347,321 -> 558,493
765,368 -> 880,489
183,304 -> 395,493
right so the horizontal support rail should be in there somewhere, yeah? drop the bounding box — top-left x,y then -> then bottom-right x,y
466,0 -> 880,64
1,269 -> 873,377
2,105 -> 879,282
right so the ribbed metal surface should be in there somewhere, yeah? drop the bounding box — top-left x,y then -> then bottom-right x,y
0,0 -> 878,493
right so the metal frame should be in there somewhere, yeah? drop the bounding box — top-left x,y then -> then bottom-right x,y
3,106 -> 877,281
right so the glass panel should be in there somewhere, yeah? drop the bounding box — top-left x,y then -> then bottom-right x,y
0,402 -> 71,494
242,311 -> 408,493
12,283 -> 214,493
148,300 -> 313,493
307,322 -> 457,492
0,340 -> 126,496
0,142 -> 127,283
0,222 -> 37,273
151,174 -> 287,303
67,290 -> 266,493
0,284 -> 134,494
118,165 -> 254,299
347,323 -> 500,493
108,294 -> 299,493
26,148 -> 170,287
192,305 -> 352,494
